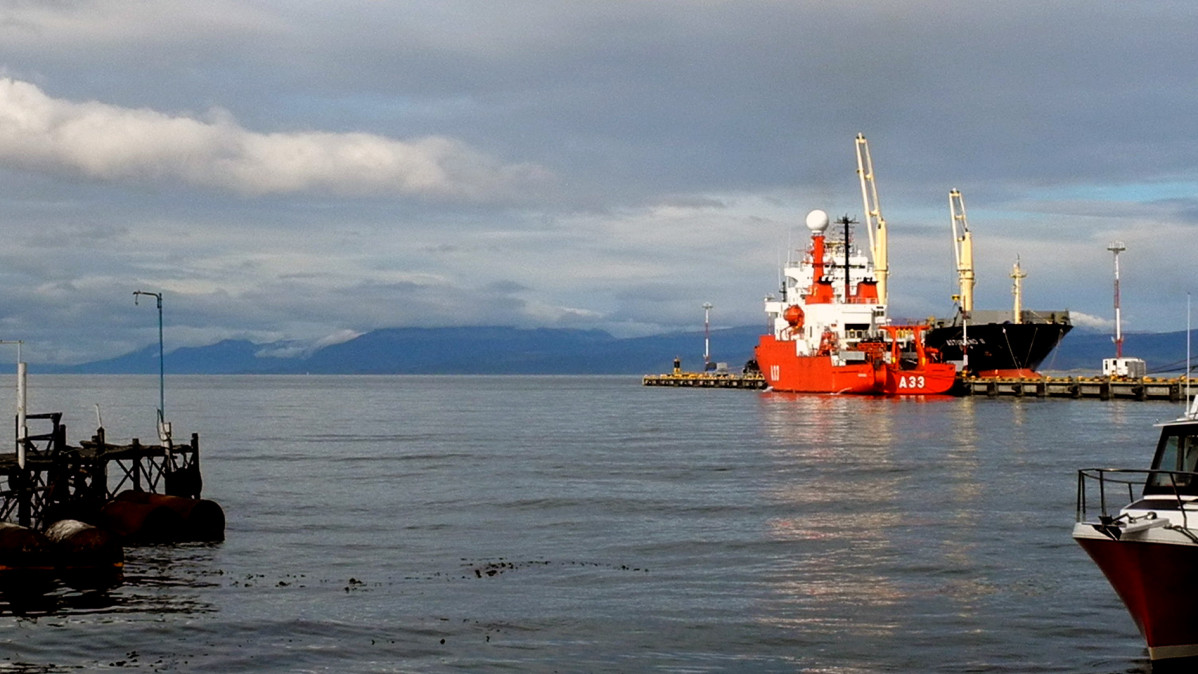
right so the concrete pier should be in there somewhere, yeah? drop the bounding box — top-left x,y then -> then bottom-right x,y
643,369 -> 1193,400
956,376 -> 1190,401
642,372 -> 767,389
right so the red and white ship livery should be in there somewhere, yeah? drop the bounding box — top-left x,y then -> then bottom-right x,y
753,134 -> 955,396
1074,397 -> 1198,662
755,210 -> 954,395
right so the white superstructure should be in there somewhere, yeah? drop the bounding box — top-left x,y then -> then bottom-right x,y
763,209 -> 887,359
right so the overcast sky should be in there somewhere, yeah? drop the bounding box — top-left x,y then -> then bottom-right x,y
0,1 -> 1195,364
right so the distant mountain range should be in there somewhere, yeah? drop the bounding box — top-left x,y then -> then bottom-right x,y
22,325 -> 1198,376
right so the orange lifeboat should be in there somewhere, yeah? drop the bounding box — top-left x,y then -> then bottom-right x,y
782,305 -> 804,336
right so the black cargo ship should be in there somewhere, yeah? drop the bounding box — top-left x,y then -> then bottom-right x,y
925,309 -> 1072,377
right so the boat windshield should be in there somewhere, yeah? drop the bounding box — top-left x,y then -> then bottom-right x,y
1145,422 -> 1198,495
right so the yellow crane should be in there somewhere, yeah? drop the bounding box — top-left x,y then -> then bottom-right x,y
948,189 -> 975,315
855,133 -> 888,308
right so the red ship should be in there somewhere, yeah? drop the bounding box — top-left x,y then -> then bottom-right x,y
753,135 -> 955,395
1074,398 -> 1198,662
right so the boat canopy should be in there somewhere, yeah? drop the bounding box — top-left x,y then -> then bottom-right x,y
1145,420 -> 1198,496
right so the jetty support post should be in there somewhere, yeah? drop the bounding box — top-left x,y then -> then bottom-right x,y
16,362 -> 26,470
91,426 -> 109,504
14,469 -> 29,528
131,438 -> 142,492
13,351 -> 30,526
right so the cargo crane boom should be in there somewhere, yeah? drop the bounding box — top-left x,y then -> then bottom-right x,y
948,189 -> 975,315
855,134 -> 888,307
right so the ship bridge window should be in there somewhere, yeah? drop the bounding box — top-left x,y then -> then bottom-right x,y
1146,426 -> 1198,495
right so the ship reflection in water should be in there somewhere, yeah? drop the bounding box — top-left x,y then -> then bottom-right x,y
750,393 -> 1131,669
758,396 -> 909,638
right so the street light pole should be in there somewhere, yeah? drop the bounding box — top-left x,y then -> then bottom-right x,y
702,302 -> 713,370
134,290 -> 169,442
1108,242 -> 1126,359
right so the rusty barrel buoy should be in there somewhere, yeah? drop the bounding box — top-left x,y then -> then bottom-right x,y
102,490 -> 225,543
99,494 -> 186,543
44,519 -> 123,590
0,522 -> 56,600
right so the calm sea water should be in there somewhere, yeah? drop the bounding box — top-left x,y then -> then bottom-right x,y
0,374 -> 1177,672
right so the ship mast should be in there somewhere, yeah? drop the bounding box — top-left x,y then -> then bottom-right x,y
948,190 -> 974,315
1011,257 -> 1026,324
855,133 -> 887,307
838,214 -> 853,300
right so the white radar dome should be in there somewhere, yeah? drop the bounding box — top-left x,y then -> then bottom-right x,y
805,209 -> 830,232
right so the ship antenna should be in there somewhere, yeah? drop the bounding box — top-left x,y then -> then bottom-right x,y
779,226 -> 791,296
777,242 -> 785,299
839,214 -> 853,299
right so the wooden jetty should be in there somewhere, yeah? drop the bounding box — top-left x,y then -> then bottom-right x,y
0,411 -> 204,530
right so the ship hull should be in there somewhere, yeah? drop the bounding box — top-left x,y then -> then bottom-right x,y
755,336 -> 878,393
878,363 -> 957,395
1074,527 -> 1198,660
925,321 -> 1071,378
755,336 -> 955,395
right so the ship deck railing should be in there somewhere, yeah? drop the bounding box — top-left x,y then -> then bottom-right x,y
1076,468 -> 1198,526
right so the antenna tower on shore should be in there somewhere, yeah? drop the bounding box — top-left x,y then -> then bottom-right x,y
1108,242 -> 1126,358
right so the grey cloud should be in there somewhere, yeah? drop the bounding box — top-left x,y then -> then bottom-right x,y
0,2 -> 1196,363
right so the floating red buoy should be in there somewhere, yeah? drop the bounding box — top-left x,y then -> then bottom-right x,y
102,491 -> 225,543
0,522 -> 56,600
44,519 -> 123,590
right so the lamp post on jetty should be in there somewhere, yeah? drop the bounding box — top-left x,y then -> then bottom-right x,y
703,302 -> 713,371
134,290 -> 170,443
1108,242 -> 1126,359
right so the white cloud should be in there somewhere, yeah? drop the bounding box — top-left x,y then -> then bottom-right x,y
0,78 -> 552,200
1070,312 -> 1114,331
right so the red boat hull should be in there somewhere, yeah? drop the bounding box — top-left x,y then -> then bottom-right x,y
755,336 -> 877,393
755,335 -> 955,395
1075,534 -> 1198,660
879,363 -> 958,395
